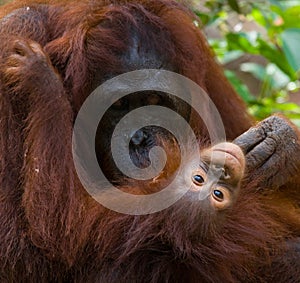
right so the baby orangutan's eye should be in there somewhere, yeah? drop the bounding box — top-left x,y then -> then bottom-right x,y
211,186 -> 232,210
213,189 -> 224,202
192,174 -> 205,186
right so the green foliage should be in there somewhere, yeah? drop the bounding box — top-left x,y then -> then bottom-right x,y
194,0 -> 300,127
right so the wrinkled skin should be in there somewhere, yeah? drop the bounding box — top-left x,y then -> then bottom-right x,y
234,115 -> 300,190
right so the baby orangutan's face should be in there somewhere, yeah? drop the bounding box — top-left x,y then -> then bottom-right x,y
188,142 -> 245,210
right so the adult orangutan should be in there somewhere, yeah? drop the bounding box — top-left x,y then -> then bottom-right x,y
0,0 -> 299,282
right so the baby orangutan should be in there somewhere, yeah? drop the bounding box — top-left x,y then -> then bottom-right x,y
97,136 -> 298,283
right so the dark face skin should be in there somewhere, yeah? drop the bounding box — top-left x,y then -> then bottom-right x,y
95,91 -> 190,183
91,18 -> 193,184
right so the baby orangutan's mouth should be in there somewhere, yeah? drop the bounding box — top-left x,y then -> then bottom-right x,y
201,142 -> 246,185
211,143 -> 245,169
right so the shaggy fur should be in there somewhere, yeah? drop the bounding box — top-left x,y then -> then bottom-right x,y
0,0 -> 299,282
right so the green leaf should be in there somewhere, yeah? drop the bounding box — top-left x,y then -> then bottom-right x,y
281,28 -> 300,72
281,6 -> 300,28
221,50 -> 244,64
274,102 -> 300,111
225,70 -> 256,103
274,1 -> 300,9
257,38 -> 297,79
251,8 -> 267,27
268,0 -> 283,8
227,0 -> 240,13
240,63 -> 266,81
226,33 -> 258,53
226,33 -> 295,79
194,11 -> 210,26
241,63 -> 290,89
265,63 -> 291,89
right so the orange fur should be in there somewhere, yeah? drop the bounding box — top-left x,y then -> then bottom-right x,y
0,1 -> 298,282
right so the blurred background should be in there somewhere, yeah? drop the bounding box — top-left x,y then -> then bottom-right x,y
191,0 -> 300,126
1,0 -> 300,126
